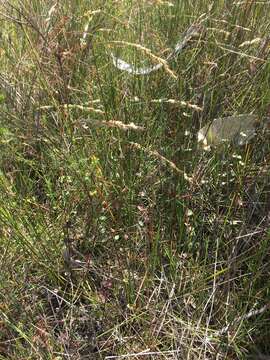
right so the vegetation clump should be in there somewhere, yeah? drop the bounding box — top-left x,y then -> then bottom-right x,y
0,1 -> 270,359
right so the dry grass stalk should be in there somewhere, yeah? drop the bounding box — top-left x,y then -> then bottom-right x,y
239,37 -> 262,47
217,43 -> 266,62
39,104 -> 105,114
129,142 -> 185,175
86,120 -> 145,132
110,41 -> 177,79
150,98 -> 203,111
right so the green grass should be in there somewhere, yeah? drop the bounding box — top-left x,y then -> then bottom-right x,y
0,1 -> 270,359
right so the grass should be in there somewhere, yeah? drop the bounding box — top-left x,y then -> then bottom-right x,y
0,0 -> 270,359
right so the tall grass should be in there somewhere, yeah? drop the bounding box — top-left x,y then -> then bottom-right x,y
0,1 -> 270,359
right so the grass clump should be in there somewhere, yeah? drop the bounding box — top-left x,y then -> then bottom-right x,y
0,1 -> 270,359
